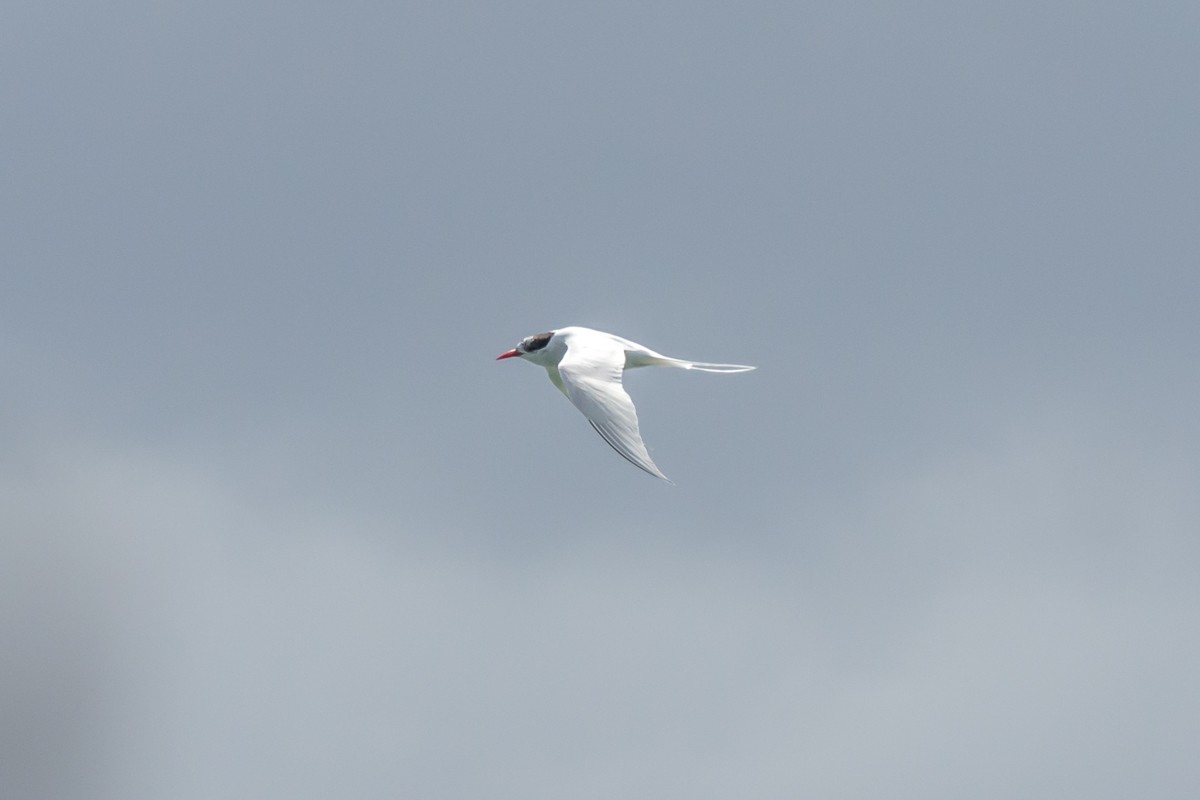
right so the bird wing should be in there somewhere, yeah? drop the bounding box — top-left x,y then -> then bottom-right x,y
556,335 -> 670,482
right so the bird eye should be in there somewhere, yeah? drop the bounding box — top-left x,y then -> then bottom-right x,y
522,332 -> 553,352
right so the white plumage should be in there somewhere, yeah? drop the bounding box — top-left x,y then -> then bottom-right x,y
497,326 -> 755,481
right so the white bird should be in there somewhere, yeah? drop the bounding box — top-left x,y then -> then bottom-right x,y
496,326 -> 755,481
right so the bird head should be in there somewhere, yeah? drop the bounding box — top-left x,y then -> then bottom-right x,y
496,331 -> 556,363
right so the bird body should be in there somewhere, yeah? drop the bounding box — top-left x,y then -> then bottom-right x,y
497,326 -> 755,481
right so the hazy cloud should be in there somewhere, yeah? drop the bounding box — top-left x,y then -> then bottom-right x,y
3,2 -> 1197,799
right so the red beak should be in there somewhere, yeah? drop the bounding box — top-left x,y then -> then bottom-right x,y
496,349 -> 521,360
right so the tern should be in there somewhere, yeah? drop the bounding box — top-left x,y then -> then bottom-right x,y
496,326 -> 755,481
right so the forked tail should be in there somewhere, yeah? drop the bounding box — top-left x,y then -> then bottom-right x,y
681,360 -> 756,373
626,351 -> 757,372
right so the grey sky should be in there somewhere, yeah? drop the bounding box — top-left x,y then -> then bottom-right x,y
3,2 -> 1198,798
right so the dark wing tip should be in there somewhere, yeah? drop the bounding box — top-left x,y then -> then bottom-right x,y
587,420 -> 670,481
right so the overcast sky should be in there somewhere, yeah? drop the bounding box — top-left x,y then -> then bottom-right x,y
3,2 -> 1199,798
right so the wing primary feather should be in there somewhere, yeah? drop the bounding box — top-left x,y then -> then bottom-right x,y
587,420 -> 671,481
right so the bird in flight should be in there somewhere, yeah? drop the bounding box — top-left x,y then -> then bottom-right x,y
496,326 -> 755,481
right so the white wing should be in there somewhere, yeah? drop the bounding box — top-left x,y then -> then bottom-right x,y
556,334 -> 671,482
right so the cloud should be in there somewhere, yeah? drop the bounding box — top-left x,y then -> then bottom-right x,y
4,391 -> 1196,800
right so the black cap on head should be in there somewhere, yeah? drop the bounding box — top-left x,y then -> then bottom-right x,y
521,332 -> 553,353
